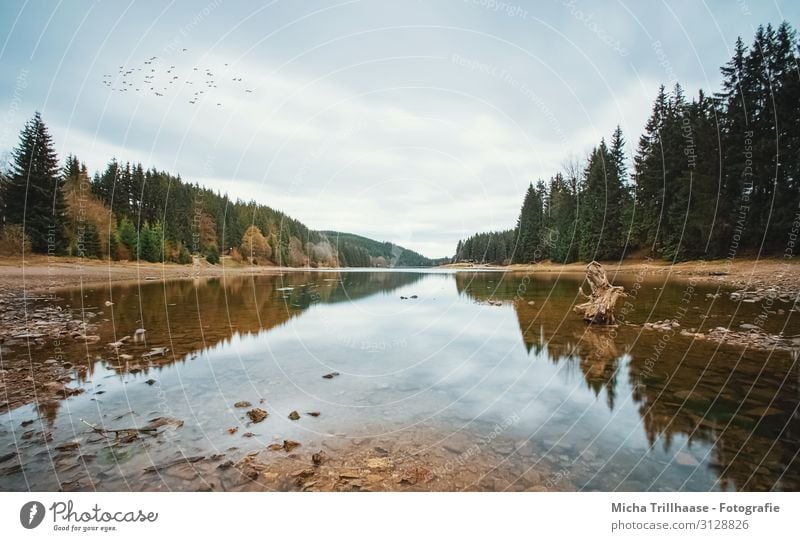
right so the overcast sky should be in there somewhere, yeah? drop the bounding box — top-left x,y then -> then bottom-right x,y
0,1 -> 796,258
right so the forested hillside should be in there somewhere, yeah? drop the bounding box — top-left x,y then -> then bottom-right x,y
455,22 -> 800,264
0,116 -> 433,268
323,231 -> 436,267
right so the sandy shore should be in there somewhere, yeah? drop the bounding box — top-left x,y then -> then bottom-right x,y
0,255 -> 295,295
446,257 -> 800,297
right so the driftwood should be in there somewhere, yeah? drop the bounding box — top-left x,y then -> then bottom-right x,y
107,336 -> 131,350
573,261 -> 626,325
142,346 -> 169,360
80,419 -> 158,444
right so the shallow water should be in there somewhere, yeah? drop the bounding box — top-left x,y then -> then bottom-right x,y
1,269 -> 798,491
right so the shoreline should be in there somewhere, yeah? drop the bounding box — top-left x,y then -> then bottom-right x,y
0,255 -> 306,296
442,258 -> 800,297
1,255 -> 799,294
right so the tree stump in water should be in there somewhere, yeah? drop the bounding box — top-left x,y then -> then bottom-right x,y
573,261 -> 626,325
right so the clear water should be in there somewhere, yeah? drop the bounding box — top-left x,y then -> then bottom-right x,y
1,269 -> 797,491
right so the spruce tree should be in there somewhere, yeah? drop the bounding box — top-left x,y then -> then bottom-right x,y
512,182 -> 545,263
547,173 -> 579,263
633,86 -> 669,252
118,217 -> 138,259
579,138 -> 627,260
578,145 -> 605,260
1,113 -> 66,253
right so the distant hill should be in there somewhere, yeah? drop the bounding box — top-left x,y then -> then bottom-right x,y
322,231 -> 435,267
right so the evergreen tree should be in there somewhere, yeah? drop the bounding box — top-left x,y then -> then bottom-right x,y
1,113 -> 67,253
118,217 -> 138,259
633,85 -> 669,252
547,173 -> 579,263
512,182 -> 545,263
108,229 -> 120,260
80,223 -> 101,258
93,160 -> 118,206
149,220 -> 164,262
206,246 -> 220,264
579,138 -> 626,260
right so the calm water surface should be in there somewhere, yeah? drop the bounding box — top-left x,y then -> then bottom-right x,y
1,269 -> 798,491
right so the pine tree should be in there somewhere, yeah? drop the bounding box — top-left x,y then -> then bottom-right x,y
108,229 -> 120,260
118,217 -> 138,259
579,145 -> 605,260
547,173 -> 579,263
608,127 -> 631,257
765,22 -> 799,251
633,85 -> 669,252
93,160 -> 118,206
149,220 -> 164,262
579,138 -> 627,260
81,223 -> 101,258
1,113 -> 67,253
512,182 -> 545,263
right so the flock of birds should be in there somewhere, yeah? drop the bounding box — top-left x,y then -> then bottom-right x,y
100,49 -> 256,107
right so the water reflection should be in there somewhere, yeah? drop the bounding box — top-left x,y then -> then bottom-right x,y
0,270 -> 797,491
457,271 -> 800,490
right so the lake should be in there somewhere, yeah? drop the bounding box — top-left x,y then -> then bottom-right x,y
1,269 -> 798,491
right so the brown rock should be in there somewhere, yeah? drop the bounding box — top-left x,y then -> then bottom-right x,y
400,466 -> 432,485
234,401 -> 252,408
283,439 -> 301,452
247,408 -> 268,423
288,410 -> 300,421
366,474 -> 383,484
145,417 -> 184,430
337,468 -> 361,479
366,457 -> 391,471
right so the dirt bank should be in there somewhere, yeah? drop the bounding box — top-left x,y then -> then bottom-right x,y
447,257 -> 800,298
0,255 -> 295,295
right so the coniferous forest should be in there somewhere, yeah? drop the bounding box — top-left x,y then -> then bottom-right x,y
455,22 -> 800,265
0,114 -> 435,267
